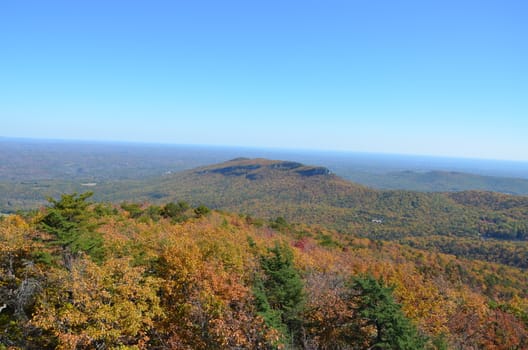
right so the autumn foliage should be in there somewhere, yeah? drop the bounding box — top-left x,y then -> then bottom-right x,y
0,193 -> 527,349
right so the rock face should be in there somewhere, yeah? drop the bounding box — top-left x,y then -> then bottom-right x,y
296,167 -> 331,177
195,158 -> 332,179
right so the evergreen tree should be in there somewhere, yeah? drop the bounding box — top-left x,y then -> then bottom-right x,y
255,242 -> 304,346
39,192 -> 104,262
161,201 -> 190,221
349,274 -> 426,350
194,204 -> 210,217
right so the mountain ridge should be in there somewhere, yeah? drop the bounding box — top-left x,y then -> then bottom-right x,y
104,158 -> 528,245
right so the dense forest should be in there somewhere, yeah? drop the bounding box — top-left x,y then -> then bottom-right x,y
1,192 -> 527,349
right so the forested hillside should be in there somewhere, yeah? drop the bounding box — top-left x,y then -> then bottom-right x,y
1,193 -> 527,349
91,158 -> 528,268
114,159 -> 528,239
3,158 -> 526,269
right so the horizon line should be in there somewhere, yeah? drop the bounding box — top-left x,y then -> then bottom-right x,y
2,135 -> 528,164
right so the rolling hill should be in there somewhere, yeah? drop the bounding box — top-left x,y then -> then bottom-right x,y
105,158 -> 527,238
343,169 -> 528,194
3,156 -> 527,244
2,157 -> 527,268
90,158 -> 527,269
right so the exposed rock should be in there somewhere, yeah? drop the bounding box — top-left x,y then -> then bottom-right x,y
296,167 -> 331,177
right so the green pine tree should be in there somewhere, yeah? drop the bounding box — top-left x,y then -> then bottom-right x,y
254,242 -> 305,347
349,274 -> 426,350
39,192 -> 104,262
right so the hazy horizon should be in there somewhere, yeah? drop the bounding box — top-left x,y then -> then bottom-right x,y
4,134 -> 528,165
3,136 -> 528,181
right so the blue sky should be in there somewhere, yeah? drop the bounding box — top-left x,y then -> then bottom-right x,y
1,0 -> 527,160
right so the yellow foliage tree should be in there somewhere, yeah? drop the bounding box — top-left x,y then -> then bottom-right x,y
32,255 -> 163,350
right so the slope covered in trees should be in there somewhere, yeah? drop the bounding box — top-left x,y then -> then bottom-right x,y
1,193 -> 527,349
110,158 -> 528,238
87,158 -> 528,268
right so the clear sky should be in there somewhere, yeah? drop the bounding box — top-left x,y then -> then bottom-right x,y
1,0 -> 527,161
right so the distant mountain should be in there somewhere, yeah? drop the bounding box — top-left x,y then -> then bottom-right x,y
139,157 -> 376,210
342,170 -> 528,195
104,158 -> 528,243
106,157 -> 374,214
